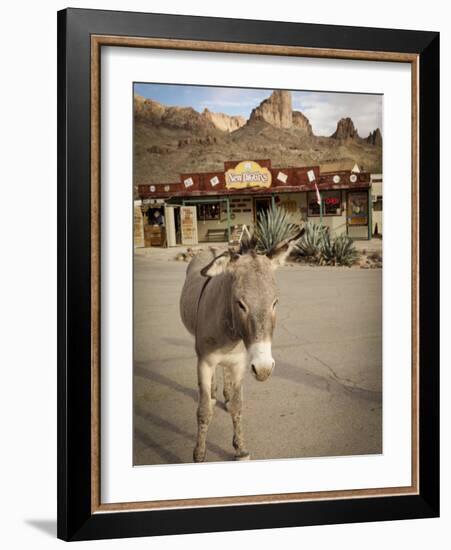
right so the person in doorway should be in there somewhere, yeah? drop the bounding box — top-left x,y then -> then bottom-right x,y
151,209 -> 165,226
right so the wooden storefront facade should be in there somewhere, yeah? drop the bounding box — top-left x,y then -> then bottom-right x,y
135,159 -> 374,247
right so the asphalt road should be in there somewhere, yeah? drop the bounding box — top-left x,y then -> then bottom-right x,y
133,250 -> 382,465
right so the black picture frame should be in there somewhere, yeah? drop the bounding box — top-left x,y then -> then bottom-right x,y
57,8 -> 439,541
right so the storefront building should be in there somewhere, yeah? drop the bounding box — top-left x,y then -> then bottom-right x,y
135,159 -> 377,247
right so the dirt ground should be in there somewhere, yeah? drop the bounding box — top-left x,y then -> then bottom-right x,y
133,248 -> 382,465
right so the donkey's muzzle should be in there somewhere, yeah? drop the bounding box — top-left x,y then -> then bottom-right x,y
251,361 -> 275,382
248,342 -> 275,382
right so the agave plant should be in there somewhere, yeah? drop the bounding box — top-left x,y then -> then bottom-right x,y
332,233 -> 359,267
318,229 -> 335,265
252,205 -> 300,254
295,221 -> 327,259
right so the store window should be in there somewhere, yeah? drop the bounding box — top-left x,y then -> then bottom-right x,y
308,190 -> 342,216
196,202 -> 221,221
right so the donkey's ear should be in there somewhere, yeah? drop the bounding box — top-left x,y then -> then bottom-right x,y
268,228 -> 305,269
200,251 -> 232,277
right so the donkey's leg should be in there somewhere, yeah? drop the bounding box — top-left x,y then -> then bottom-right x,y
223,366 -> 232,410
227,363 -> 250,460
210,367 -> 217,406
193,359 -> 215,463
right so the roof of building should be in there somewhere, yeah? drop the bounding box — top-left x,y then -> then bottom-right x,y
320,160 -> 361,173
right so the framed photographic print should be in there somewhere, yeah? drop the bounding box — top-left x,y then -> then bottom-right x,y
57,8 -> 439,541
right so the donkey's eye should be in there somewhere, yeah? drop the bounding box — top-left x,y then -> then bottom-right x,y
237,300 -> 247,312
272,299 -> 279,309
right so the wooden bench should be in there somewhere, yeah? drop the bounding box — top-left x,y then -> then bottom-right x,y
206,229 -> 228,242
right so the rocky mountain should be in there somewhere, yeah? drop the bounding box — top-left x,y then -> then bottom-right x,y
366,128 -> 383,146
202,108 -> 246,132
133,90 -> 382,186
247,92 -> 312,135
134,95 -> 165,121
331,117 -> 359,140
248,90 -> 292,129
292,110 -> 313,135
134,94 -> 217,133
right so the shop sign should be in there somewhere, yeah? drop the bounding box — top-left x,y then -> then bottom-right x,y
307,169 -> 316,182
225,161 -> 272,190
325,197 -> 340,206
180,206 -> 198,245
277,171 -> 288,183
347,191 -> 368,226
133,204 -> 145,248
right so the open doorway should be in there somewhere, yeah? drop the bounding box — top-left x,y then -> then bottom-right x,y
165,205 -> 186,246
254,196 -> 271,222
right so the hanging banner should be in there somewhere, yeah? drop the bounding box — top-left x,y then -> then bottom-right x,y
225,161 -> 272,190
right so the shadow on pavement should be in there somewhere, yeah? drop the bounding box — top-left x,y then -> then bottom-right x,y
135,362 -> 198,402
134,405 -> 233,462
135,428 -> 182,464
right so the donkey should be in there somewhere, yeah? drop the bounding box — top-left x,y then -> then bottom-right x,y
179,235 -> 300,462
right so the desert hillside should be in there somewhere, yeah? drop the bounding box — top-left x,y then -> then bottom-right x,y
133,90 -> 382,188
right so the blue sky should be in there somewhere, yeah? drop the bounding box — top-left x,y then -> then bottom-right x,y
134,83 -> 382,138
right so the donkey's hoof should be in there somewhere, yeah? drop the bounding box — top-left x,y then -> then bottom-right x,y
225,400 -> 231,412
235,452 -> 251,461
193,455 -> 205,463
193,448 -> 206,463
211,398 -> 217,407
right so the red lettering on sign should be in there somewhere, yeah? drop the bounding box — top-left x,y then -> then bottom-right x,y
325,197 -> 340,206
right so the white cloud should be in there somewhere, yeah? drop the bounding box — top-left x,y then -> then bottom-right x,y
293,91 -> 382,137
200,88 -> 269,116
